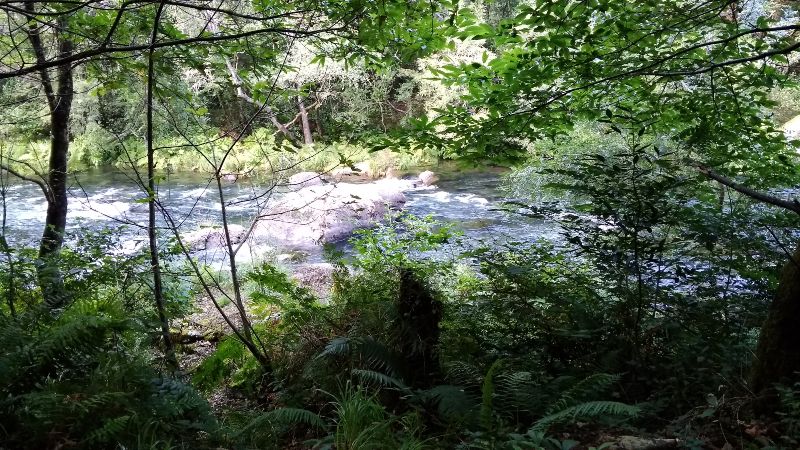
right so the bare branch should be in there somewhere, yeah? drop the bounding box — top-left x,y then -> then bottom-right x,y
224,56 -> 298,144
697,164 -> 800,216
0,163 -> 49,198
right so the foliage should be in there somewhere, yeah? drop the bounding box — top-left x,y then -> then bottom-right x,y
776,382 -> 800,446
0,300 -> 215,449
231,407 -> 326,449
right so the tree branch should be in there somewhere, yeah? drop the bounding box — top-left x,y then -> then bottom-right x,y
224,56 -> 298,145
697,164 -> 800,216
0,163 -> 49,199
1,24 -> 349,80
23,1 -> 56,112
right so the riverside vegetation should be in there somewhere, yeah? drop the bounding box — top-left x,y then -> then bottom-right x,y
2,0 -> 800,449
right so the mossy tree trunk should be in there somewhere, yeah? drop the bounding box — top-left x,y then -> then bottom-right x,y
25,5 -> 74,308
750,243 -> 800,395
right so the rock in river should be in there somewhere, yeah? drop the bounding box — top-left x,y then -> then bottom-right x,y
287,171 -> 324,189
252,176 -> 431,247
183,224 -> 246,251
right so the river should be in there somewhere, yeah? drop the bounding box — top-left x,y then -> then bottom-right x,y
0,165 -> 556,266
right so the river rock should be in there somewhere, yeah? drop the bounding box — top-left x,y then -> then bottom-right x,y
329,166 -> 355,179
288,171 -> 324,189
252,178 -> 417,247
221,173 -> 240,182
354,161 -> 374,178
183,224 -> 246,251
418,170 -> 438,186
385,167 -> 399,179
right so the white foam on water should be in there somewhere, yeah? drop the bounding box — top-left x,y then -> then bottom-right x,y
69,200 -> 130,220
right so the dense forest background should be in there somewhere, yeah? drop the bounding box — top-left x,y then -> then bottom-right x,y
2,0 -> 800,448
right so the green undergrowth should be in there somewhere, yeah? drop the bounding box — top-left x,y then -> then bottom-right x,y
1,160 -> 798,448
4,127 -> 439,177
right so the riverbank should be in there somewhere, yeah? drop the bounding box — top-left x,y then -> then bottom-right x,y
3,129 -> 440,176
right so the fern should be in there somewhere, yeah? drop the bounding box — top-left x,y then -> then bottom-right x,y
495,370 -> 546,416
445,361 -> 482,387
85,415 -> 132,445
150,377 -> 214,425
235,407 -> 326,438
419,384 -> 477,423
545,373 -> 621,415
0,298 -> 215,448
318,336 -> 403,378
30,315 -> 127,372
352,369 -> 410,391
480,359 -> 504,432
531,400 -> 640,432
318,336 -> 351,358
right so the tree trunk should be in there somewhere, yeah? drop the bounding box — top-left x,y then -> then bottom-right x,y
28,11 -> 74,308
750,243 -> 800,395
699,168 -> 800,402
147,2 -> 179,371
298,96 -> 314,145
395,268 -> 442,388
39,91 -> 70,259
37,89 -> 71,308
224,57 -> 298,146
314,106 -> 324,140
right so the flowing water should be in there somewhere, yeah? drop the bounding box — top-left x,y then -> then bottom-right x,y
0,165 -> 556,265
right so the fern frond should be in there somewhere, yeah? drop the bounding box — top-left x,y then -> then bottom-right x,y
419,384 -> 476,422
33,316 -> 126,368
495,371 -> 546,415
317,336 -> 403,378
354,337 -> 402,377
236,407 -> 326,437
70,391 -> 132,414
480,359 -> 504,431
532,400 -> 640,432
445,361 -> 482,387
546,373 -> 620,414
85,414 -> 132,445
317,337 -> 351,359
150,377 -> 212,420
352,369 -> 409,391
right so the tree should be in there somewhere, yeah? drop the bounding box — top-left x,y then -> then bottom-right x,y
0,2 -> 76,306
398,0 -> 800,397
